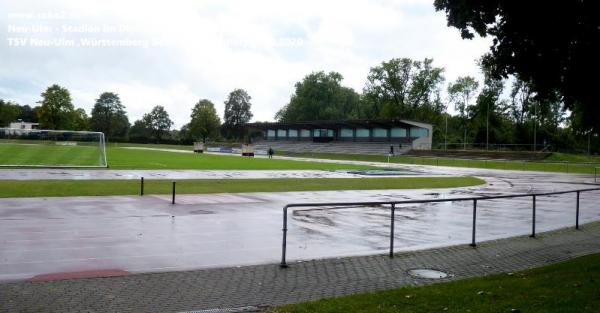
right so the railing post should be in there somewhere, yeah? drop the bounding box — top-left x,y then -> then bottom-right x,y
530,195 -> 536,237
470,199 -> 477,247
389,203 -> 396,258
140,177 -> 144,196
575,191 -> 580,230
280,206 -> 289,268
172,181 -> 176,204
273,188 -> 599,267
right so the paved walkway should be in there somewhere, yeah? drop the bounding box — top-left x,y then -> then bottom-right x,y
2,222 -> 600,313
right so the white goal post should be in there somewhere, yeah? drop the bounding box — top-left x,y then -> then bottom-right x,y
0,128 -> 107,168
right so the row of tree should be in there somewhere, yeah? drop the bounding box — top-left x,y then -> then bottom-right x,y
273,0 -> 598,153
0,85 -> 252,144
274,57 -> 595,153
0,56 -> 596,152
2,1 -> 596,152
432,0 -> 597,152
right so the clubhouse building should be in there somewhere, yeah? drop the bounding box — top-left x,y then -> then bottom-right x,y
247,119 -> 432,151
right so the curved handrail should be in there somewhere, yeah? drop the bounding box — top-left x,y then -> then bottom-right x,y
280,187 -> 600,267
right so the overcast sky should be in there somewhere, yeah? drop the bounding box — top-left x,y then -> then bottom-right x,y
0,0 -> 492,128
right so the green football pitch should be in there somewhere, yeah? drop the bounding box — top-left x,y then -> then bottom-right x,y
0,142 -> 103,167
107,147 -> 375,170
0,143 -> 375,170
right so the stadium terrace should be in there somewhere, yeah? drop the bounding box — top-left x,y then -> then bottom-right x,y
246,119 -> 433,151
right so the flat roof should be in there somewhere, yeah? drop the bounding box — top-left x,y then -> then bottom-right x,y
10,121 -> 39,125
246,119 -> 431,129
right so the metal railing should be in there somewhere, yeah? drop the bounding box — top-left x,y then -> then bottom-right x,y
280,187 -> 600,267
139,177 -> 177,204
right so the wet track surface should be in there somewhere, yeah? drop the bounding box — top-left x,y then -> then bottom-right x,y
0,164 -> 599,281
0,168 -> 430,180
0,169 -> 363,180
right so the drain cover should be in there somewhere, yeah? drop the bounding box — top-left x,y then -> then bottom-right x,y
407,269 -> 449,279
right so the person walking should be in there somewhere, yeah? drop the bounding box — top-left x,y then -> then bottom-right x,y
268,147 -> 274,159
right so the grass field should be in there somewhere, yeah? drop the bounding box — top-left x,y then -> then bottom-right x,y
0,142 -> 102,166
108,142 -> 195,151
280,151 -> 600,174
4,141 -> 599,174
106,148 -> 378,170
547,152 -> 600,163
0,176 -> 484,198
110,143 -> 600,164
278,253 -> 600,313
0,142 -> 376,170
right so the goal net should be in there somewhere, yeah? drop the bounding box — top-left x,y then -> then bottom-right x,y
0,128 -> 107,168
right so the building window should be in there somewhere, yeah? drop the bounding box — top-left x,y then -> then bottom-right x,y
313,129 -> 333,137
391,127 -> 406,137
288,129 -> 298,137
267,129 -> 276,138
410,127 -> 429,138
277,129 -> 287,137
340,128 -> 353,137
300,129 -> 311,137
372,128 -> 388,137
356,128 -> 369,138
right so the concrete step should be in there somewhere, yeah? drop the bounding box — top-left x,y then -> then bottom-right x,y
253,141 -> 412,155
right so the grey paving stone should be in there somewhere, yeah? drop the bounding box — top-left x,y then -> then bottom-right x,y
1,223 -> 600,313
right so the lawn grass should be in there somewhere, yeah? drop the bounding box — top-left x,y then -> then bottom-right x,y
0,142 -> 102,166
0,176 -> 484,198
546,152 -> 600,163
280,151 -> 600,174
0,142 -> 375,170
105,147 -> 376,170
6,140 -> 598,174
278,253 -> 600,313
108,142 -> 194,151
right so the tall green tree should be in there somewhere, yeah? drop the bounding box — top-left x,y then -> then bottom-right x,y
142,105 -> 173,142
177,123 -> 194,144
223,89 -> 253,139
128,119 -> 152,142
362,58 -> 445,120
189,99 -> 221,143
470,69 -> 509,146
509,79 -> 535,126
72,108 -> 90,131
90,92 -> 130,139
434,0 -> 599,132
38,84 -> 75,130
16,104 -> 39,123
448,76 -> 478,119
275,71 -> 361,122
0,99 -> 21,127
509,78 -> 543,146
536,92 -> 566,148
223,89 -> 253,126
448,76 -> 479,146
